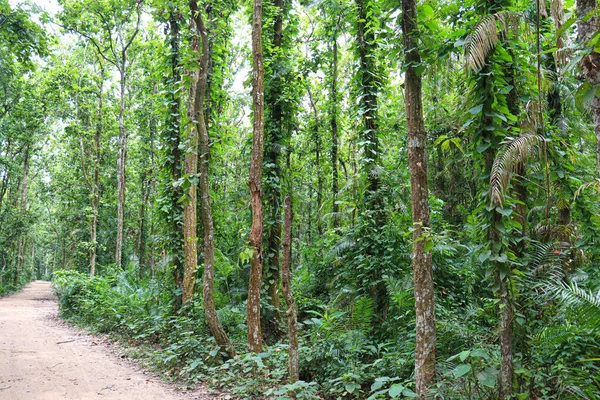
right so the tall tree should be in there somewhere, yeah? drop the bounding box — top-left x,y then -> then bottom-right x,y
59,0 -> 143,268
354,0 -> 388,322
576,0 -> 600,172
160,5 -> 185,303
193,1 -> 234,357
181,0 -> 202,306
402,0 -> 436,396
248,0 -> 266,353
263,0 -> 286,341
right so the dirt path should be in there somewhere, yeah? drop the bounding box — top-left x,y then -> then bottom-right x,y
0,281 -> 217,400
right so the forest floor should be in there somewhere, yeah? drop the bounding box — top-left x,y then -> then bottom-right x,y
0,281 -> 220,400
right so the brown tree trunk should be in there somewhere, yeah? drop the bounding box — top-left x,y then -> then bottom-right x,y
115,66 -> 128,268
330,36 -> 339,230
167,8 -> 184,301
194,4 -> 234,357
402,0 -> 436,397
355,0 -> 388,323
181,0 -> 202,306
90,62 -> 104,279
577,0 -> 600,172
247,0 -> 265,353
281,195 -> 299,384
137,170 -> 149,280
263,0 -> 285,342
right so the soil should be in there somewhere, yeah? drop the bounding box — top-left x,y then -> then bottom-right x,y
0,281 -> 221,400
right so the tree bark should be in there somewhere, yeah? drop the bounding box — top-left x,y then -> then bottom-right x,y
181,0 -> 202,306
137,170 -> 149,279
330,36 -> 339,230
247,0 -> 265,353
167,8 -> 184,302
577,0 -> 600,172
355,0 -> 380,200
401,0 -> 436,397
193,4 -> 234,357
263,0 -> 285,342
281,195 -> 299,384
355,0 -> 388,323
115,65 -> 128,268
90,62 -> 104,279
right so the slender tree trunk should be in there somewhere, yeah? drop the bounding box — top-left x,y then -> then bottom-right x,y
90,63 -> 104,279
115,66 -> 128,268
247,0 -> 265,353
330,36 -> 339,229
263,0 -> 285,342
191,4 -> 235,357
355,0 -> 380,200
181,1 -> 202,306
166,8 -> 184,301
355,0 -> 388,323
402,0 -> 436,397
281,195 -> 298,384
577,0 -> 600,172
315,123 -> 323,235
137,171 -> 149,279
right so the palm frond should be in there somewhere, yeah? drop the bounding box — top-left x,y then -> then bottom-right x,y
490,134 -> 545,206
574,179 -> 600,200
465,12 -> 520,72
327,238 -> 355,259
552,280 -> 600,330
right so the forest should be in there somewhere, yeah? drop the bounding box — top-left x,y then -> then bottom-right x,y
1,0 -> 600,398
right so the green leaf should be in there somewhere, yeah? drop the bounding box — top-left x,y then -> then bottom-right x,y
476,367 -> 497,388
496,207 -> 512,217
478,249 -> 491,262
453,364 -> 472,378
459,350 -> 470,361
402,388 -> 418,398
388,384 -> 404,398
469,104 -> 483,114
345,383 -> 360,394
470,349 -> 489,360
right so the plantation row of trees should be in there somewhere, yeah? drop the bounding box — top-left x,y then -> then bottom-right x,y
2,0 -> 600,397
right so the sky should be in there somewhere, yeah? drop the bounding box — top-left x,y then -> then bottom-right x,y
11,0 -> 61,14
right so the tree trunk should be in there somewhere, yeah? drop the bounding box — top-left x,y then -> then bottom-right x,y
281,195 -> 299,384
165,7 -> 184,303
137,170 -> 149,279
577,0 -> 600,172
263,0 -> 285,342
192,4 -> 235,357
115,65 -> 128,269
247,0 -> 265,353
90,62 -> 104,279
355,0 -> 387,323
355,0 -> 380,200
181,0 -> 202,306
330,36 -> 339,230
402,0 -> 436,397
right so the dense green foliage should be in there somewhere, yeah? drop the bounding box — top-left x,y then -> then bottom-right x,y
2,0 -> 600,398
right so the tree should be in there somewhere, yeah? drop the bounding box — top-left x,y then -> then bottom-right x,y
248,0 -> 266,353
401,0 -> 436,397
59,0 -> 143,268
576,0 -> 600,172
181,0 -> 202,306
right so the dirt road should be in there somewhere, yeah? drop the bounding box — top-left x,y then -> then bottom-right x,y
0,281 -> 214,400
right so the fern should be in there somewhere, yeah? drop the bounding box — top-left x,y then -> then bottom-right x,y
490,134 -> 545,206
